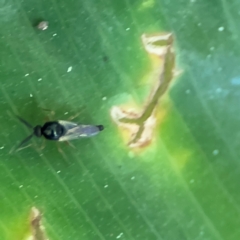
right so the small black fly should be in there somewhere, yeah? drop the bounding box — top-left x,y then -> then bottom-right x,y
14,116 -> 104,152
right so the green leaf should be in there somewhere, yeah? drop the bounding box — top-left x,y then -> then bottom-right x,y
0,0 -> 239,239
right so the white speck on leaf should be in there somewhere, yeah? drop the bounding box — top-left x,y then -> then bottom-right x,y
0,146 -> 4,149
210,46 -> 215,51
213,149 -> 219,155
218,26 -> 224,31
19,185 -> 23,188
104,185 -> 108,188
67,66 -> 72,72
25,73 -> 29,77
102,96 -> 107,101
38,78 -> 42,81
53,33 -> 57,36
37,21 -> 48,30
116,233 -> 123,239
57,170 -> 61,174
30,94 -> 33,97
131,176 -> 135,180
64,112 -> 69,115
126,28 -> 130,31
231,77 -> 240,85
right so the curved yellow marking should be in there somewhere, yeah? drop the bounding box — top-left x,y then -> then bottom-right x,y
111,33 -> 182,149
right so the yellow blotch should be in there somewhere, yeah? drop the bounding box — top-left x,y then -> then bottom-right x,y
138,0 -> 155,11
172,149 -> 193,170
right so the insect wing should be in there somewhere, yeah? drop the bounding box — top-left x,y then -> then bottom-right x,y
58,120 -> 102,141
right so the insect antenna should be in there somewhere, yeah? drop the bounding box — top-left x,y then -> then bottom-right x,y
15,134 -> 34,151
9,134 -> 34,154
16,116 -> 33,129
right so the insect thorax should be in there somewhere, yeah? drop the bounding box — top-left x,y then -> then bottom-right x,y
41,122 -> 65,140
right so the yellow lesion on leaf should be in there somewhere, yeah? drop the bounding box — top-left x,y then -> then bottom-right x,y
138,0 -> 155,11
171,149 -> 193,170
111,33 -> 181,149
25,207 -> 48,240
7,207 -> 49,240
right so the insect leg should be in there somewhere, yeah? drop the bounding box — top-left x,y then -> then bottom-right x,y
65,141 -> 76,149
56,143 -> 71,165
40,107 -> 55,120
40,107 -> 55,115
11,134 -> 34,154
67,112 -> 81,121
9,143 -> 32,154
40,138 -> 46,150
16,144 -> 33,152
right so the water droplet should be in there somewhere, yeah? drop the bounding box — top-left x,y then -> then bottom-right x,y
216,88 -> 222,93
213,149 -> 219,155
116,233 -> 123,239
67,66 -> 72,72
218,26 -> 224,31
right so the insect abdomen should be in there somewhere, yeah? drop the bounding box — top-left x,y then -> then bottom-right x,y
80,125 -> 104,137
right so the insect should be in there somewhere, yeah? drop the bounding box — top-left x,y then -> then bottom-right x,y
14,116 -> 104,152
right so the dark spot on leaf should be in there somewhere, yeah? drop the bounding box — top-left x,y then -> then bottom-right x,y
103,56 -> 109,62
